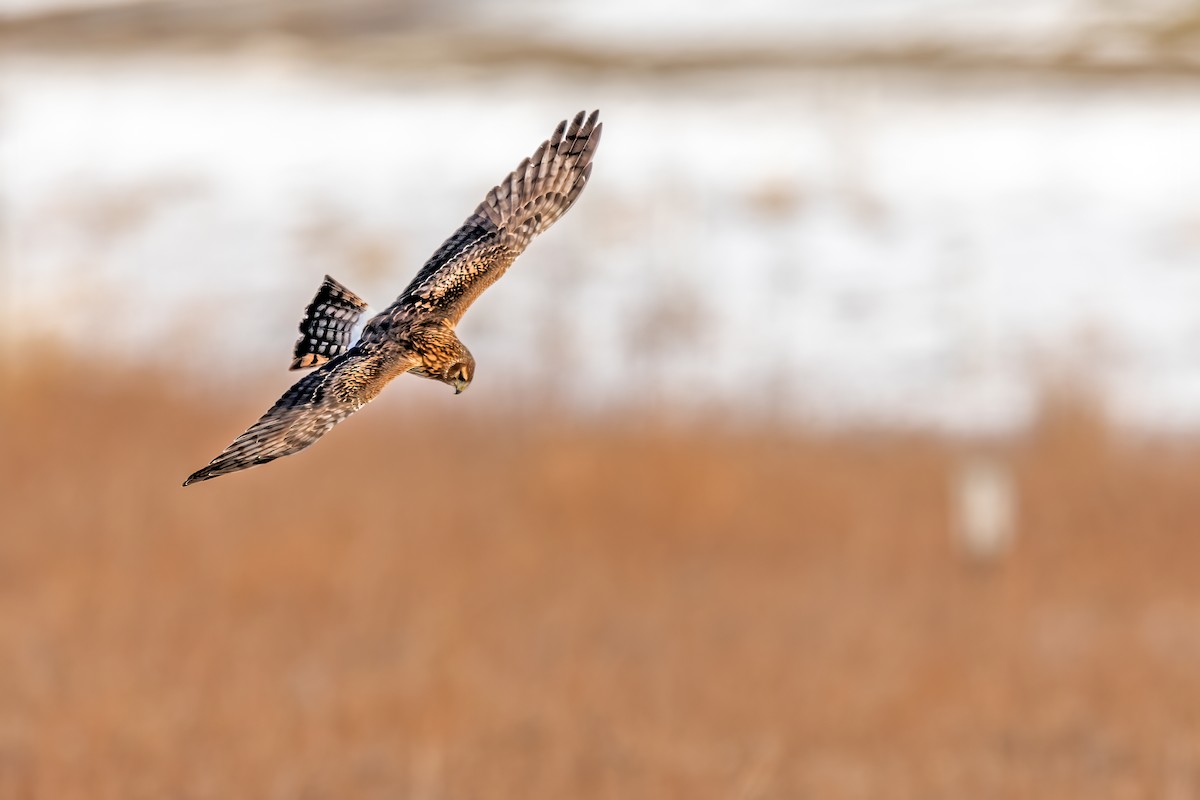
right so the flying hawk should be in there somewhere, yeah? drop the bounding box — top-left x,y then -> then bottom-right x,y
184,110 -> 602,486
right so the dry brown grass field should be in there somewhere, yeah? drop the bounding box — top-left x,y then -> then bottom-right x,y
3,358 -> 1200,799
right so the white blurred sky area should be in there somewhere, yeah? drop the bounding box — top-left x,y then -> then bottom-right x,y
4,1 -> 1200,433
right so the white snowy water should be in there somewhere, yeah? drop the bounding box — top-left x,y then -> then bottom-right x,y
4,55 -> 1200,433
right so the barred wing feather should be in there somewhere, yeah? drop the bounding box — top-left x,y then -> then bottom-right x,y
366,109 -> 602,333
183,345 -> 414,485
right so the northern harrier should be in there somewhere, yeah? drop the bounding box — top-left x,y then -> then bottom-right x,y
184,110 -> 602,486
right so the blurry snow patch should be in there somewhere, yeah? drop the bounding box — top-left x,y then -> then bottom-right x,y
5,57 -> 1200,432
470,0 -> 1087,48
953,455 -> 1016,564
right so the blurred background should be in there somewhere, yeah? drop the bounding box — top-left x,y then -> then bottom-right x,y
4,0 -> 1200,797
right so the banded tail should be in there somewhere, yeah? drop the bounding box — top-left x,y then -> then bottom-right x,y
291,275 -> 369,370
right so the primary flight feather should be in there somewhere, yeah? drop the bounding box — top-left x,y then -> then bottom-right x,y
184,110 -> 602,486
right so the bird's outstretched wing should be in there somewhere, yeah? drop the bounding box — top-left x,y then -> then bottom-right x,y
363,109 -> 602,337
183,344 -> 414,485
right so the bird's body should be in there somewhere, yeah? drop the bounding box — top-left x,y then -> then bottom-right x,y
184,110 -> 602,486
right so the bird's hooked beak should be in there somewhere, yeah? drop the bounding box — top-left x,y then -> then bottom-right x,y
453,377 -> 470,395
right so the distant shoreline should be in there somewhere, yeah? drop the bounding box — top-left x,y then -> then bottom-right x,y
6,2 -> 1200,83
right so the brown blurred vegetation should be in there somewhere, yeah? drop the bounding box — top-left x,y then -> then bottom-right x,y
3,358 -> 1200,799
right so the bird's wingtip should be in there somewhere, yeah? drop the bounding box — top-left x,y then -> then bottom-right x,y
182,468 -> 212,487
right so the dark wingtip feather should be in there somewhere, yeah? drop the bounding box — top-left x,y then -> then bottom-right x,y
183,459 -> 240,485
181,469 -> 211,487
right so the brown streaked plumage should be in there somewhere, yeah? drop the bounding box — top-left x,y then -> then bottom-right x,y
183,110 -> 602,486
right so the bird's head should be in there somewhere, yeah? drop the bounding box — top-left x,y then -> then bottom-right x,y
411,324 -> 475,395
445,358 -> 473,395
